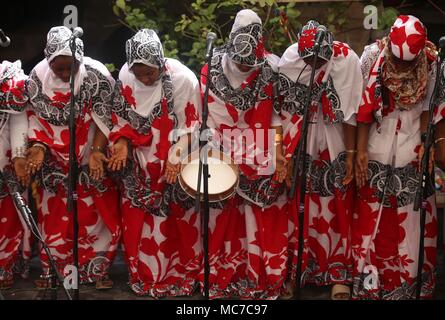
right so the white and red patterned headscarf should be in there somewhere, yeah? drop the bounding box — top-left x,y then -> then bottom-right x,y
389,15 -> 426,61
297,20 -> 334,62
357,15 -> 433,128
0,60 -> 27,114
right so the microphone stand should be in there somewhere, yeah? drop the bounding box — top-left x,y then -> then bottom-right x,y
413,40 -> 445,300
0,171 -> 72,300
288,45 -> 321,300
195,46 -> 214,300
0,32 -> 8,298
67,35 -> 80,300
0,171 -> 5,300
11,191 -> 72,300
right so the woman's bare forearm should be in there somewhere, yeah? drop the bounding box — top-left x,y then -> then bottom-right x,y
343,123 -> 357,151
357,122 -> 370,151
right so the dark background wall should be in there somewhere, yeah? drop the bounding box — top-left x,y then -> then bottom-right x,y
1,0 -> 132,74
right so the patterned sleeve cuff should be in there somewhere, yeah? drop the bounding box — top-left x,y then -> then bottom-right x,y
12,146 -> 27,159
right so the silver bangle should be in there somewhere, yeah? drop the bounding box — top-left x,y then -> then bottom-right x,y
90,145 -> 105,153
32,143 -> 47,152
435,137 -> 445,145
13,146 -> 27,158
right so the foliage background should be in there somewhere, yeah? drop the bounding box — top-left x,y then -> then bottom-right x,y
111,0 -> 398,73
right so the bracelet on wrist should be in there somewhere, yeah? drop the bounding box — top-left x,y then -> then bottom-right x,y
13,146 -> 27,158
32,143 -> 47,152
90,145 -> 105,153
12,156 -> 26,163
435,137 -> 445,145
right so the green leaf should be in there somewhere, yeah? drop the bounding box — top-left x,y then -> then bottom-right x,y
286,9 -> 301,19
116,0 -> 126,10
112,5 -> 120,16
378,7 -> 399,30
207,3 -> 218,14
269,17 -> 279,24
265,0 -> 275,6
104,63 -> 116,73
257,0 -> 266,7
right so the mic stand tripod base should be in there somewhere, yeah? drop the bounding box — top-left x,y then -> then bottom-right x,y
50,270 -> 58,300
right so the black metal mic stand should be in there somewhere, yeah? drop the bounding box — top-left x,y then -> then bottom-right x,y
67,34 -> 80,300
195,42 -> 215,300
288,46 -> 321,300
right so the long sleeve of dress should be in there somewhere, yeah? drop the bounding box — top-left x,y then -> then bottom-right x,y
10,110 -> 28,159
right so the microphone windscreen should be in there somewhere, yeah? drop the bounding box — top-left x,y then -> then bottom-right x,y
0,29 -> 10,47
207,32 -> 217,42
72,27 -> 84,38
317,25 -> 327,33
439,36 -> 445,49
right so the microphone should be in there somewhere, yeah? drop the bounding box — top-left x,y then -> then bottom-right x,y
313,25 -> 327,52
71,27 -> 83,39
12,192 -> 33,230
63,27 -> 83,43
0,29 -> 11,48
205,32 -> 217,60
439,36 -> 445,61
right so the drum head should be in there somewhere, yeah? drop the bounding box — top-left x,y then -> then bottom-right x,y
179,149 -> 239,201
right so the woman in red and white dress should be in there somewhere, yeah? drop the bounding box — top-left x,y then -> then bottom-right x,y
26,26 -> 121,289
199,9 -> 289,299
353,15 -> 437,299
0,60 -> 31,289
277,20 -> 363,299
107,29 -> 201,297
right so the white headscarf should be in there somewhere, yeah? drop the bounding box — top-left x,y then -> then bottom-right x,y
125,29 -> 165,69
220,9 -> 266,88
36,26 -> 87,98
119,29 -> 166,117
230,9 -> 262,34
226,9 -> 265,67
44,26 -> 84,63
